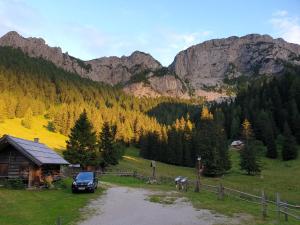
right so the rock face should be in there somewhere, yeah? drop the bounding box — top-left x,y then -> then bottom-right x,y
1,31 -> 300,100
0,31 -> 162,85
0,31 -> 83,74
169,34 -> 300,90
123,75 -> 189,99
87,51 -> 162,85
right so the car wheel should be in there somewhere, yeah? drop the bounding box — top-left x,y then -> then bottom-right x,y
90,188 -> 95,193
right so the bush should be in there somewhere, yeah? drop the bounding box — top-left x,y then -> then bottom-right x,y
5,178 -> 25,189
53,179 -> 69,189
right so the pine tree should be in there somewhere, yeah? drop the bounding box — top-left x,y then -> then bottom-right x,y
21,108 -> 33,129
100,122 -> 118,165
282,122 -> 298,161
265,128 -> 277,159
230,117 -> 240,140
240,119 -> 261,175
214,110 -> 231,172
0,99 -> 7,122
63,110 -> 97,168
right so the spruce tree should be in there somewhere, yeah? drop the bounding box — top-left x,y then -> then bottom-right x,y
282,122 -> 298,161
230,117 -> 240,140
214,110 -> 231,172
100,122 -> 118,165
198,107 -> 221,176
240,119 -> 261,175
63,110 -> 97,168
264,124 -> 277,159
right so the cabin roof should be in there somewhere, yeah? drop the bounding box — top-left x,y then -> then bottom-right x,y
0,135 -> 69,166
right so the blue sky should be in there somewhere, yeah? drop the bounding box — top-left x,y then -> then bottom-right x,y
0,0 -> 299,65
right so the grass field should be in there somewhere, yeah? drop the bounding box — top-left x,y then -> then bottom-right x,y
0,180 -> 103,225
111,146 -> 300,204
0,116 -> 67,152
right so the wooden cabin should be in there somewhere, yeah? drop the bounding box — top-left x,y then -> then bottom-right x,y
0,135 -> 69,187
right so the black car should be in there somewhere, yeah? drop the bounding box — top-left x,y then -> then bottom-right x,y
72,172 -> 98,193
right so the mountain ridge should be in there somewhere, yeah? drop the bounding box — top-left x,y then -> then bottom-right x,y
1,31 -> 300,100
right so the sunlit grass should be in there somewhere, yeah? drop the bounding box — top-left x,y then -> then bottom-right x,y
0,116 -> 67,152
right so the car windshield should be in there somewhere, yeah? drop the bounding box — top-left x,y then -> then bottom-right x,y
76,172 -> 93,180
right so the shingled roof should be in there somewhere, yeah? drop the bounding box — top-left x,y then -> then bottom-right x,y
0,135 -> 69,166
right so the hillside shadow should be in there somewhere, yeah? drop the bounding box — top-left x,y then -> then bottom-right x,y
146,102 -> 201,125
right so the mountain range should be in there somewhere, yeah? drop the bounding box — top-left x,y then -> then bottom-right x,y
1,31 -> 300,100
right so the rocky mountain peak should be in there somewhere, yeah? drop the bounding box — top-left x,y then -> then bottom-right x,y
128,51 -> 161,68
169,34 -> 300,90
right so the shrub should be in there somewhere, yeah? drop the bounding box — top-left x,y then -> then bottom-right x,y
53,179 -> 68,189
5,178 -> 25,189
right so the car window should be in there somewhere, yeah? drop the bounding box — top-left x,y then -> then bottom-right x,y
76,172 -> 93,180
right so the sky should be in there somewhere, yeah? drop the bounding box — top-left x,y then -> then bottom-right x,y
0,0 -> 300,66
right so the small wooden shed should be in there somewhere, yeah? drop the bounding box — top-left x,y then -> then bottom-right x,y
0,135 -> 69,187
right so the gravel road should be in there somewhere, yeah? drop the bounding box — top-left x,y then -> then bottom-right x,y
79,186 -> 248,225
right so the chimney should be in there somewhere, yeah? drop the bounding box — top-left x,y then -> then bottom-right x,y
34,138 -> 39,143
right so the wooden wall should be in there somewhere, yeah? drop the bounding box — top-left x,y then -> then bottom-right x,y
0,144 -> 33,179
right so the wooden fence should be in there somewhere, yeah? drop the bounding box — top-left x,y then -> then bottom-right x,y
98,170 -> 300,222
198,182 -> 300,222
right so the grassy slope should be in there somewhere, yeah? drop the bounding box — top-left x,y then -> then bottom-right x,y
0,116 -> 67,152
0,180 -> 103,225
112,146 -> 300,203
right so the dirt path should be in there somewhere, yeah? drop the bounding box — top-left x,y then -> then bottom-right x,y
78,186 -> 246,225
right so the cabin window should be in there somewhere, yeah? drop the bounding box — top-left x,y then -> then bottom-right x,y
0,163 -> 8,177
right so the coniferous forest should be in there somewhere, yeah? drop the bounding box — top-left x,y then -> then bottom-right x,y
0,46 -> 299,176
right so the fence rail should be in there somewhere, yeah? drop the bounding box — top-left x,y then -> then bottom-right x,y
193,180 -> 300,222
98,170 -> 300,222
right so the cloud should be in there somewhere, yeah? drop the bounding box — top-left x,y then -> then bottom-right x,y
273,10 -> 288,17
270,10 -> 300,44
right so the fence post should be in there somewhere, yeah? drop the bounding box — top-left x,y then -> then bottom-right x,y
276,193 -> 281,224
261,190 -> 267,219
218,183 -> 224,200
56,216 -> 61,225
284,201 -> 288,222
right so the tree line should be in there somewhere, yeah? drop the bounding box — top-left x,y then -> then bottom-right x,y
216,65 -> 300,161
139,107 -> 231,176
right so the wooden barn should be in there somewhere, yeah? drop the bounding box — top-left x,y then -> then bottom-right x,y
0,135 -> 69,187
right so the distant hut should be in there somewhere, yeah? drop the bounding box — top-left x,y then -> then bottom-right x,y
230,140 -> 244,149
0,135 -> 69,187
